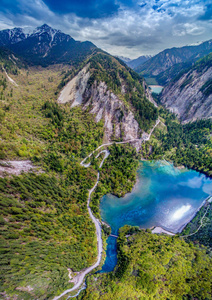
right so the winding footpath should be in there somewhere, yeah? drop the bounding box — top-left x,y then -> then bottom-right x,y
53,119 -> 160,300
181,204 -> 210,238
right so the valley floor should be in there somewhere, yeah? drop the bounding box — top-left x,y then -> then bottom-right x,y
53,119 -> 160,299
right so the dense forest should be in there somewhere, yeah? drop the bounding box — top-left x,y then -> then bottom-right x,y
0,102 -> 104,298
90,144 -> 139,218
79,226 -> 212,300
142,107 -> 212,176
181,200 -> 212,252
0,65 -> 104,298
0,54 -> 145,299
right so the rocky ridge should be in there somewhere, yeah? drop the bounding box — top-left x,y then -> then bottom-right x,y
127,55 -> 152,70
160,53 -> 212,122
0,24 -> 97,66
58,60 -> 157,150
136,39 -> 212,77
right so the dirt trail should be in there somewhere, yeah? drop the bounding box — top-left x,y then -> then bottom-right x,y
181,204 -> 210,238
53,119 -> 160,300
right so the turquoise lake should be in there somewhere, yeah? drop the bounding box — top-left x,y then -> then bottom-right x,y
100,160 -> 212,272
149,85 -> 163,94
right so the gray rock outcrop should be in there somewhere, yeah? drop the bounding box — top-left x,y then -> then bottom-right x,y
57,64 -> 156,150
161,61 -> 212,123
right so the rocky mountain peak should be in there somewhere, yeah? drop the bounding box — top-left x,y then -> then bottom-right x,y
0,24 -> 72,48
0,24 -> 95,65
37,24 -> 53,31
31,24 -> 62,38
0,27 -> 27,46
57,53 -> 158,149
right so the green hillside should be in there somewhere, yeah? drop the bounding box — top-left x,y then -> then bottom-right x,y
79,226 -> 212,300
0,52 -> 146,299
0,47 -> 26,74
0,63 -> 104,298
142,108 -> 212,176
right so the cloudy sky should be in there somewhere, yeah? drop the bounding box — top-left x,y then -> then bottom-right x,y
0,0 -> 211,58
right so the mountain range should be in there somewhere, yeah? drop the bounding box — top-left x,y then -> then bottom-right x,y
0,24 -> 97,66
117,55 -> 151,69
0,24 -> 211,124
134,39 -> 212,82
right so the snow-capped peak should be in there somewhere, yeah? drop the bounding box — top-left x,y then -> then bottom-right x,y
22,26 -> 34,36
32,24 -> 60,37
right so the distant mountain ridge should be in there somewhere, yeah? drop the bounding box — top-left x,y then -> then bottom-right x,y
0,24 -> 97,66
117,55 -> 151,69
135,39 -> 212,80
127,55 -> 152,69
0,27 -> 27,46
0,24 -> 68,47
116,56 -> 131,63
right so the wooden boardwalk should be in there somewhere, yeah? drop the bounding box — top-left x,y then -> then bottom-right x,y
110,234 -> 118,238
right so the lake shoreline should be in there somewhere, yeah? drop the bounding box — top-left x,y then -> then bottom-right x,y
100,160 -> 212,273
178,195 -> 212,233
151,226 -> 175,235
149,85 -> 163,88
149,85 -> 163,94
101,160 -> 211,235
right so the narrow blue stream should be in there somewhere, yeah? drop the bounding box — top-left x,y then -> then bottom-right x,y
100,161 -> 212,272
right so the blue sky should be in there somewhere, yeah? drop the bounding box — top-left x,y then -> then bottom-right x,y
0,0 -> 211,58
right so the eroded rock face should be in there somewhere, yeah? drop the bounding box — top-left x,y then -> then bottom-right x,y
57,67 -> 149,150
83,81 -> 141,142
161,66 -> 212,123
0,160 -> 35,177
58,64 -> 90,106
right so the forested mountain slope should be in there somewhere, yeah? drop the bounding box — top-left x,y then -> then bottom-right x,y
160,53 -> 212,122
57,53 -> 158,150
126,55 -> 151,69
135,39 -> 212,82
0,43 -> 157,299
0,47 -> 26,73
154,61 -> 193,85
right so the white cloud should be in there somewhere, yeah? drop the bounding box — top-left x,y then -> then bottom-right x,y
0,0 -> 211,58
173,23 -> 206,37
185,23 -> 205,35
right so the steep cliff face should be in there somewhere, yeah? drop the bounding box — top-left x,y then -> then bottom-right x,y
58,65 -> 141,145
58,65 -> 90,107
83,80 -> 140,142
160,54 -> 212,123
58,53 -> 158,149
